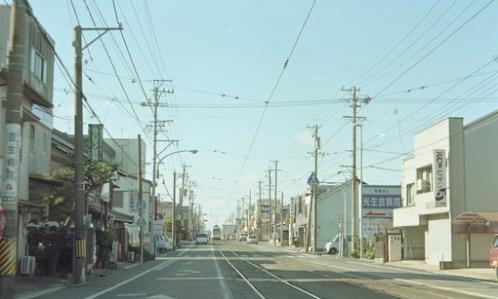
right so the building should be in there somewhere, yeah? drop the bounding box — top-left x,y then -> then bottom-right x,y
0,2 -> 55,263
394,111 -> 498,268
222,224 -> 236,240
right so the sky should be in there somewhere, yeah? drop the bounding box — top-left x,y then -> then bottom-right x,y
24,0 -> 498,229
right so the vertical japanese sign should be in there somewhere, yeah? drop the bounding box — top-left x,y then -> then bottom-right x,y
88,124 -> 103,162
1,124 -> 21,201
433,149 -> 447,207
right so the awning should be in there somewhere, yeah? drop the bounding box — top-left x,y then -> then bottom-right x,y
453,211 -> 498,234
88,204 -> 134,223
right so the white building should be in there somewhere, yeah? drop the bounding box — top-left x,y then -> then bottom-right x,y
394,111 -> 498,268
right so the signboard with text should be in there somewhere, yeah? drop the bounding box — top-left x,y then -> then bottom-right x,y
362,185 -> 401,219
88,124 -> 103,161
433,149 -> 447,207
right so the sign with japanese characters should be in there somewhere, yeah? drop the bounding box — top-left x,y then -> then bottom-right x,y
362,185 -> 401,219
1,124 -> 21,201
433,149 -> 447,207
88,124 -> 103,161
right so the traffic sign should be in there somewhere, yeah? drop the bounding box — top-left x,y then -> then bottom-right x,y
136,217 -> 147,227
137,200 -> 146,211
307,172 -> 319,185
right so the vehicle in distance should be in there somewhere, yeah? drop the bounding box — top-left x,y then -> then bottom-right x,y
195,233 -> 209,245
156,234 -> 173,253
246,235 -> 258,244
239,233 -> 247,242
212,225 -> 221,240
324,234 -> 351,255
490,234 -> 498,278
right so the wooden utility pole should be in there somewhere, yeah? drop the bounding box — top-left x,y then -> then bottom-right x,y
172,172 -> 177,249
73,23 -> 121,282
273,160 -> 278,245
268,168 -> 273,243
0,0 -> 27,277
280,192 -> 284,246
138,135 -> 144,263
247,189 -> 251,234
258,180 -> 262,240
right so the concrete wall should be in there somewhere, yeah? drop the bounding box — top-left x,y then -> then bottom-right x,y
463,111 -> 498,212
316,182 -> 352,250
106,138 -> 146,177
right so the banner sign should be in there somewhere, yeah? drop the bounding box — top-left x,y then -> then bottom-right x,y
433,149 -> 447,207
261,204 -> 270,213
362,185 -> 401,219
1,124 -> 21,200
88,124 -> 103,161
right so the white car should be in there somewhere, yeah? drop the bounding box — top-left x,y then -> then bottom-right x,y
195,233 -> 209,245
156,235 -> 173,254
246,235 -> 258,244
324,234 -> 350,255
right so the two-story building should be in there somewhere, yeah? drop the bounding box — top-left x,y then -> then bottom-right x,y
394,110 -> 498,268
0,2 -> 55,261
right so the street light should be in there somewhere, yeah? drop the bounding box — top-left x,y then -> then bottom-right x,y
154,149 -> 198,252
156,150 -> 199,179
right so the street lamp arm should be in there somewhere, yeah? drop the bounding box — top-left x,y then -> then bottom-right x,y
158,149 -> 198,166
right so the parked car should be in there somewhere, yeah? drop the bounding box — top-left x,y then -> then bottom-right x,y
246,235 -> 258,244
489,234 -> 498,278
156,235 -> 173,254
324,234 -> 351,255
195,233 -> 209,245
239,233 -> 247,242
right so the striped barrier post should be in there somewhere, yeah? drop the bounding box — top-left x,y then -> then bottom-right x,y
0,239 -> 17,275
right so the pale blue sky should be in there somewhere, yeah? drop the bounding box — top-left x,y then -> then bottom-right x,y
28,0 -> 498,228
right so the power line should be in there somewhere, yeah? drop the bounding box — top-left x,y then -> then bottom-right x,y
373,0 -> 495,97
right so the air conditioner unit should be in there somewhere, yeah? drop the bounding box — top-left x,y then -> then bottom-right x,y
416,179 -> 431,192
127,251 -> 135,262
20,256 -> 36,275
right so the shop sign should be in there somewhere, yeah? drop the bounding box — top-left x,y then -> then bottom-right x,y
433,149 -> 447,207
88,124 -> 103,161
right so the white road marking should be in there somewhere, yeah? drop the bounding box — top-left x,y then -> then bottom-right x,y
219,250 -> 265,299
302,258 -> 498,299
212,245 -> 234,299
229,250 -> 321,299
116,293 -> 148,297
85,248 -> 191,299
15,287 -> 65,299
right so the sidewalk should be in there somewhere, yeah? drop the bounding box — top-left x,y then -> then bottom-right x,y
384,260 -> 497,282
0,262 -> 141,299
258,242 -> 498,282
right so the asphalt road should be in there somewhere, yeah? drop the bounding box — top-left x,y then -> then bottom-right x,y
27,241 -> 498,299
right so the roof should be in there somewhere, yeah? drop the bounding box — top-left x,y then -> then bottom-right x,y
453,211 -> 498,234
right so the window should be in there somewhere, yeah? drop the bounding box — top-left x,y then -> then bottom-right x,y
129,190 -> 136,211
29,124 -> 35,153
113,191 -> 124,208
30,48 -> 47,83
416,165 -> 432,194
406,183 -> 415,206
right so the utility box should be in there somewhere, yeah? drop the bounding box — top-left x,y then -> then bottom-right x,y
388,234 -> 402,262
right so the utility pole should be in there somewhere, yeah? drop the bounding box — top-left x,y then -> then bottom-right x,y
179,164 -> 187,240
267,168 -> 273,243
343,87 -> 370,255
172,171 -> 176,249
280,192 -> 284,246
0,0 -> 27,276
138,135 -> 144,263
241,196 -> 245,233
273,160 -> 279,245
258,180 -> 262,240
73,23 -> 121,283
305,124 -> 321,252
247,189 -> 251,234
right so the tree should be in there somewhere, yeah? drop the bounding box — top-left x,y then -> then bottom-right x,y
49,161 -> 116,225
